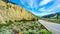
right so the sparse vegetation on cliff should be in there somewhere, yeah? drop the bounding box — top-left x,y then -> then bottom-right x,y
0,0 -> 38,24
0,0 -> 52,34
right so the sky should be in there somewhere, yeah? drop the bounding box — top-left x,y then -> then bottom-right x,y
8,0 -> 60,17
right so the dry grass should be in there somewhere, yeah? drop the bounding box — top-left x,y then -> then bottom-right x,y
0,0 -> 38,24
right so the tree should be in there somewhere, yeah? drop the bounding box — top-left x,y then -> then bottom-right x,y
56,13 -> 58,20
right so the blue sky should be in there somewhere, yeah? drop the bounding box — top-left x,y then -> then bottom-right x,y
8,0 -> 60,17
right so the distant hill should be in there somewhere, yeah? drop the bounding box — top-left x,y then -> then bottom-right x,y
0,0 -> 38,24
41,12 -> 60,19
50,12 -> 60,19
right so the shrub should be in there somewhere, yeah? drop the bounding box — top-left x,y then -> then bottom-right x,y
31,18 -> 36,21
23,31 -> 29,34
28,29 -> 37,34
40,29 -> 51,34
23,29 -> 37,34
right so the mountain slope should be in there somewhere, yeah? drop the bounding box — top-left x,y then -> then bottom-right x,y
0,0 -> 38,24
41,12 -> 60,19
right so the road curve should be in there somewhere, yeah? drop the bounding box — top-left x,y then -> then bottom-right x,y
39,20 -> 60,34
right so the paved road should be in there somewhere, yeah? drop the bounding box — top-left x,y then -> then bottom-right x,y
39,20 -> 60,34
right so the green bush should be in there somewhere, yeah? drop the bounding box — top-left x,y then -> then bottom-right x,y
0,20 -> 52,34
40,29 -> 51,34
23,31 -> 29,34
23,29 -> 37,34
28,29 -> 37,34
0,26 -> 12,34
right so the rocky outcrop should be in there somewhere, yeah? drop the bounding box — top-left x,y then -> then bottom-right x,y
0,0 -> 38,24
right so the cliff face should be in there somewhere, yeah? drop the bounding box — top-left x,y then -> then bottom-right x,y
0,0 -> 38,24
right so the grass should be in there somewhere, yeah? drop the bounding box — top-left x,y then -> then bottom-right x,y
41,18 -> 60,23
0,20 -> 52,34
40,29 -> 52,34
46,19 -> 60,23
0,0 -> 52,34
23,29 -> 37,34
0,0 -> 38,24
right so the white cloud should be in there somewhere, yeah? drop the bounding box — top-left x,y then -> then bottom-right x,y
36,11 -> 56,17
27,0 -> 33,8
38,7 -> 46,11
39,0 -> 52,6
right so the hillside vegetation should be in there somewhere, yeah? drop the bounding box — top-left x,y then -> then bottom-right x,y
41,12 -> 60,23
0,0 -> 52,34
0,0 -> 38,24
